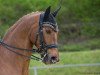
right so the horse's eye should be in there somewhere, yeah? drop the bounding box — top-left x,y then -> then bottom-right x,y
46,29 -> 51,34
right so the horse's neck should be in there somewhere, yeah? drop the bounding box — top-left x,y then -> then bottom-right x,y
0,13 -> 39,75
3,19 -> 33,57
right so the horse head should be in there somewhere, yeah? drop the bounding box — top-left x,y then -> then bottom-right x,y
34,6 -> 60,64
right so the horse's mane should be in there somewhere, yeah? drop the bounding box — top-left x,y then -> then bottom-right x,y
3,11 -> 42,39
11,11 -> 41,30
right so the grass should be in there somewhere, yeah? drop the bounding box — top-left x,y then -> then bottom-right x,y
29,50 -> 100,75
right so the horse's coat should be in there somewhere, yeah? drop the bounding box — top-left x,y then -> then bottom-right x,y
0,12 -> 41,75
0,6 -> 60,75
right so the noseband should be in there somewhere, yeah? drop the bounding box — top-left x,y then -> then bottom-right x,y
0,13 -> 58,61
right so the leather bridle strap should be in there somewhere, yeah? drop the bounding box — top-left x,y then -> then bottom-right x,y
38,14 -> 58,52
39,14 -> 46,50
45,44 -> 58,49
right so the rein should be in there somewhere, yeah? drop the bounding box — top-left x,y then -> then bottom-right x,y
0,39 -> 42,61
0,13 -> 58,61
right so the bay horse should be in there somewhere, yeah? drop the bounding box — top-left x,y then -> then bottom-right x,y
0,6 -> 60,75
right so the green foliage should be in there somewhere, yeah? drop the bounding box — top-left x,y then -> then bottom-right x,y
0,24 -> 9,37
0,0 -> 100,46
81,23 -> 100,37
0,0 -> 100,25
59,23 -> 100,43
59,38 -> 100,52
58,0 -> 100,23
0,0 -> 58,25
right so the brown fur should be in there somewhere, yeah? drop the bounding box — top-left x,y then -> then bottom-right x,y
0,12 -> 59,75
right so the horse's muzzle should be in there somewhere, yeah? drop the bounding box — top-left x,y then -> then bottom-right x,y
42,54 -> 59,64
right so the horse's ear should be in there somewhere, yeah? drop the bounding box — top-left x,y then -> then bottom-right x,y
52,6 -> 61,17
43,6 -> 51,21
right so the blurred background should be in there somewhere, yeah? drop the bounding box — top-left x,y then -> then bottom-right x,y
0,0 -> 100,75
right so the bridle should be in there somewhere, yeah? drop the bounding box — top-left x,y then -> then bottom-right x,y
0,13 -> 58,61
36,13 -> 58,53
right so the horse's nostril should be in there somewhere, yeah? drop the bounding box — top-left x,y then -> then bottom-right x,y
51,56 -> 57,60
50,56 -> 59,63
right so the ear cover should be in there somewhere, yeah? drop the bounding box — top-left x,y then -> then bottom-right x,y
43,6 -> 51,22
52,6 -> 61,17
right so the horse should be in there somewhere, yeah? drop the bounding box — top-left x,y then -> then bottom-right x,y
0,6 -> 60,75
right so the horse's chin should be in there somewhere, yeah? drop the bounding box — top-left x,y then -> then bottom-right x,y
42,60 -> 55,65
43,61 -> 52,65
